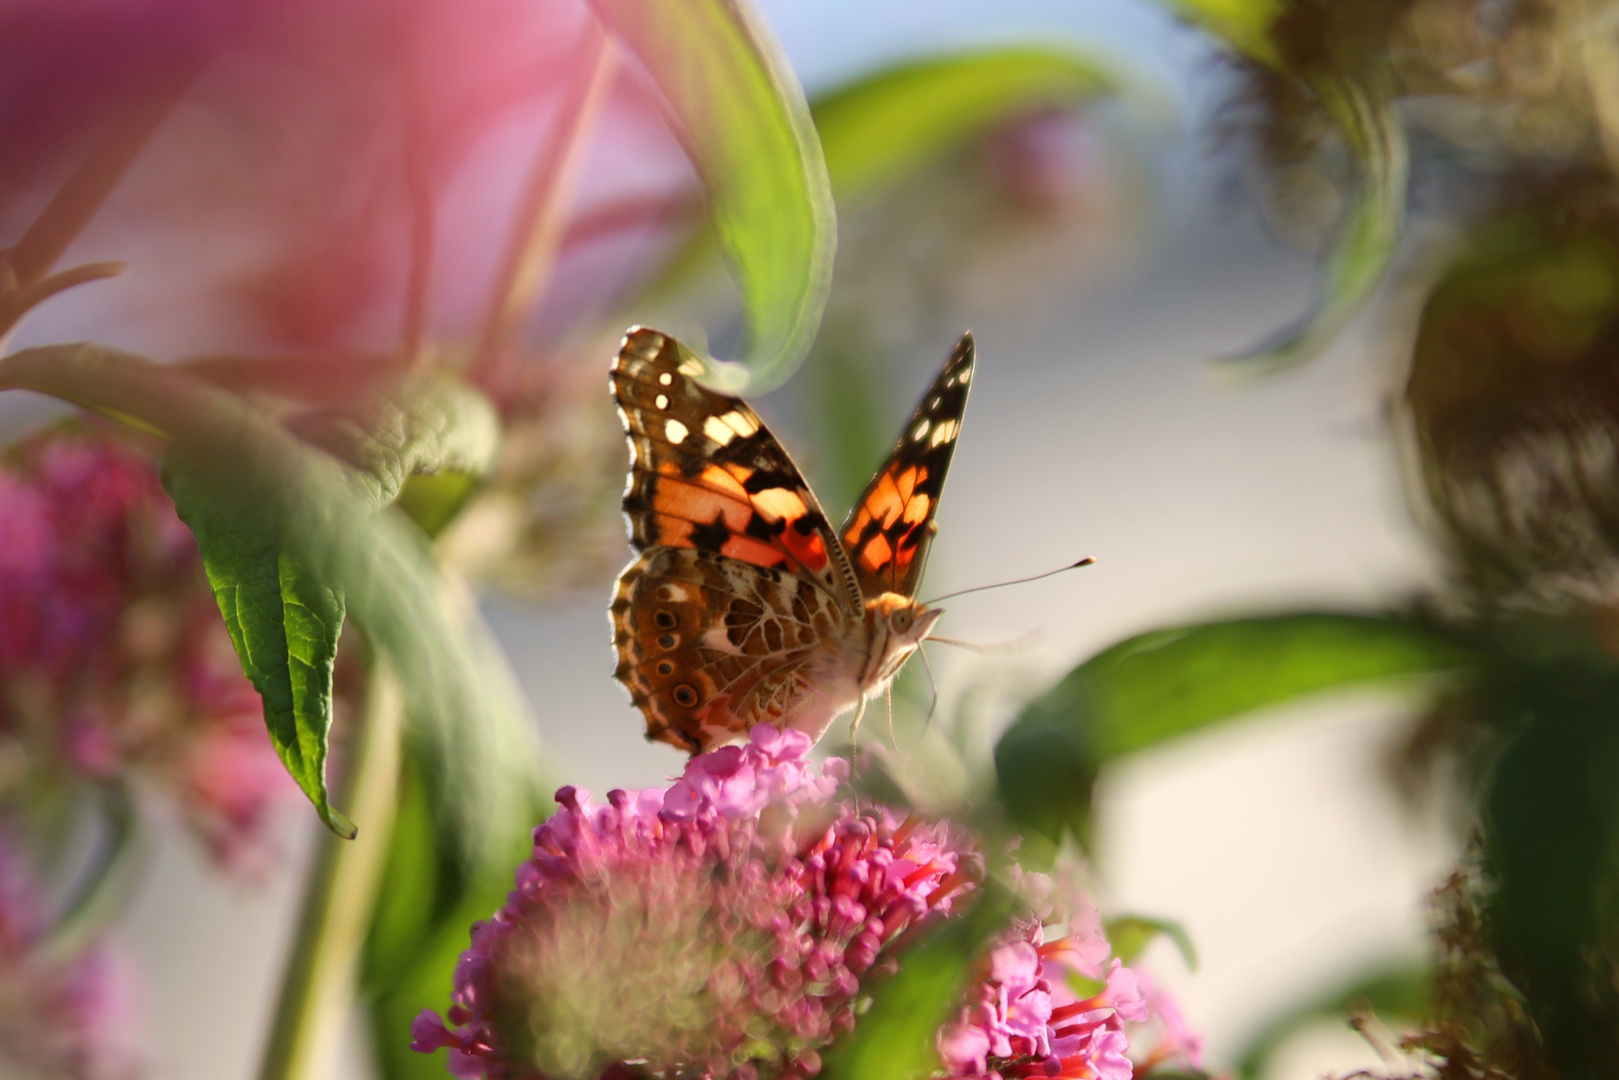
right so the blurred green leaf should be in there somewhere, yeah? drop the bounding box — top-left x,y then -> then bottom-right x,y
0,343 -> 538,879
293,373 -> 501,511
162,469 -> 354,838
1105,914 -> 1199,971
827,884 -> 1016,1080
1159,0 -> 1285,66
364,748 -> 546,1080
1474,634 -> 1619,1077
584,0 -> 834,394
996,612 -> 1470,848
1222,79 -> 1407,374
1232,961 -> 1429,1078
812,46 -> 1116,200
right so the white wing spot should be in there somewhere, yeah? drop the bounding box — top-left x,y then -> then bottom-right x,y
658,372 -> 673,386
956,366 -> 971,384
929,419 -> 959,447
665,418 -> 689,444
677,357 -> 705,376
722,410 -> 761,437
912,419 -> 931,442
655,394 -> 669,409
929,397 -> 941,410
704,415 -> 736,445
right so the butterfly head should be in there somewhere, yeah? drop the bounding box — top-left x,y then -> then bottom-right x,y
863,592 -> 943,685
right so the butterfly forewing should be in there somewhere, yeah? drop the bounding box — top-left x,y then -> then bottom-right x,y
839,332 -> 975,599
611,327 -> 860,610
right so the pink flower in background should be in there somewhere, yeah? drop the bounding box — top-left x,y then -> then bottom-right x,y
0,425 -> 301,875
412,727 -> 976,1080
0,838 -> 142,1080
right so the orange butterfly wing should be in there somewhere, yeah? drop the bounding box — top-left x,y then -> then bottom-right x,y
840,333 -> 975,599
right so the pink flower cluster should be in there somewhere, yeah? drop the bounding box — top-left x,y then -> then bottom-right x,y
413,727 -> 1202,1080
0,426 -> 298,874
938,906 -> 1202,1080
412,727 -> 976,1080
0,837 -> 140,1080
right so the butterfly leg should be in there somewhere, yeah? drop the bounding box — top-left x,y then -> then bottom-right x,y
885,684 -> 897,750
848,694 -> 868,751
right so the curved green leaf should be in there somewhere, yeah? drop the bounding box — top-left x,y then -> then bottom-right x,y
1222,78 -> 1408,375
812,47 -> 1116,201
1231,961 -> 1429,1078
0,344 -> 537,875
1159,0 -> 1286,66
996,613 -> 1471,849
161,470 -> 354,839
584,0 -> 834,394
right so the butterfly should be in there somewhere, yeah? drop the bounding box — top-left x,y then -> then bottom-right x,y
609,326 -> 974,753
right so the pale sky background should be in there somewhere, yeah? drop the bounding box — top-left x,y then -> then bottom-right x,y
51,3 -> 1462,1079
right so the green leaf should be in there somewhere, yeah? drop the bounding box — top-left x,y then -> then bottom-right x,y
827,884 -> 1017,1080
996,613 -> 1470,848
294,372 -> 501,512
1231,961 -> 1430,1079
584,0 -> 834,394
363,746 -> 547,1080
164,463 -> 354,838
1221,78 -> 1408,375
1158,0 -> 1286,66
1105,914 -> 1199,971
0,344 -> 537,877
811,46 -> 1116,201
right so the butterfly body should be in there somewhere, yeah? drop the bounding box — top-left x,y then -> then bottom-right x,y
609,327 -> 972,753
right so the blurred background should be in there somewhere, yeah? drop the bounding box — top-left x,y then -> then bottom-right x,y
2,0 -> 1587,1076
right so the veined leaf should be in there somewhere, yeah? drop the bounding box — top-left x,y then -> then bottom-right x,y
1222,78 -> 1408,375
996,613 -> 1471,848
163,465 -> 353,838
584,0 -> 834,394
812,47 -> 1116,200
0,344 -> 537,875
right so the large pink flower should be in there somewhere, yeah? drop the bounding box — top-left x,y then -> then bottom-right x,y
0,425 -> 303,874
411,729 -> 1204,1080
412,727 -> 976,1080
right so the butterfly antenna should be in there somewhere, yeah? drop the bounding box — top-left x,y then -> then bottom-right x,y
927,630 -> 1041,655
918,644 -> 940,731
922,557 -> 1095,605
884,685 -> 897,751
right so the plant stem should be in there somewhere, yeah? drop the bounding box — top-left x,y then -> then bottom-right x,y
42,782 -> 142,962
10,66 -> 200,289
257,660 -> 405,1080
470,18 -> 618,382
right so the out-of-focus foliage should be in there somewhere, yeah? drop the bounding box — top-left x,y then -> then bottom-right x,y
0,344 -> 537,878
584,0 -> 834,393
994,613 -> 1468,854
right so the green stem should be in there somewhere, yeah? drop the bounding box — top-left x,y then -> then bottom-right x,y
257,660 -> 405,1080
42,782 -> 142,962
469,18 -> 618,381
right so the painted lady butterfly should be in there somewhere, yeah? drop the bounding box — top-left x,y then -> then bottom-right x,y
609,326 -> 974,753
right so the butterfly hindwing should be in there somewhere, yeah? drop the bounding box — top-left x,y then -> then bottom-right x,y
840,332 -> 975,599
612,327 -> 860,613
611,546 -> 849,751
